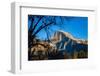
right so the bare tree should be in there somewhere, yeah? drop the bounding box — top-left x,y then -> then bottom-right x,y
28,15 -> 74,48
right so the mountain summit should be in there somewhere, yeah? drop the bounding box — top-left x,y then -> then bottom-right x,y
51,30 -> 87,44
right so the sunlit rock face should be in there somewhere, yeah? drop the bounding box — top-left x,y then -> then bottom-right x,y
51,30 -> 88,58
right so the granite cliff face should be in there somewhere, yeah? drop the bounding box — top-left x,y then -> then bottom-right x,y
50,30 -> 88,58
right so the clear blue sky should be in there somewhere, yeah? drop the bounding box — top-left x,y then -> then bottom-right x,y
28,15 -> 88,40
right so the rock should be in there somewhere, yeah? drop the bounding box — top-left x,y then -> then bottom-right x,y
50,30 -> 88,58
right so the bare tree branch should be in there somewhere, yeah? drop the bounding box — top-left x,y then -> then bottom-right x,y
32,22 -> 54,38
31,16 -> 44,33
29,17 -> 34,33
44,27 -> 50,42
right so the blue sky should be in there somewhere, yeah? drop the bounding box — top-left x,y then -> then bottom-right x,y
28,15 -> 88,40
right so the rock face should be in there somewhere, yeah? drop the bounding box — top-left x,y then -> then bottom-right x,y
51,30 -> 88,58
